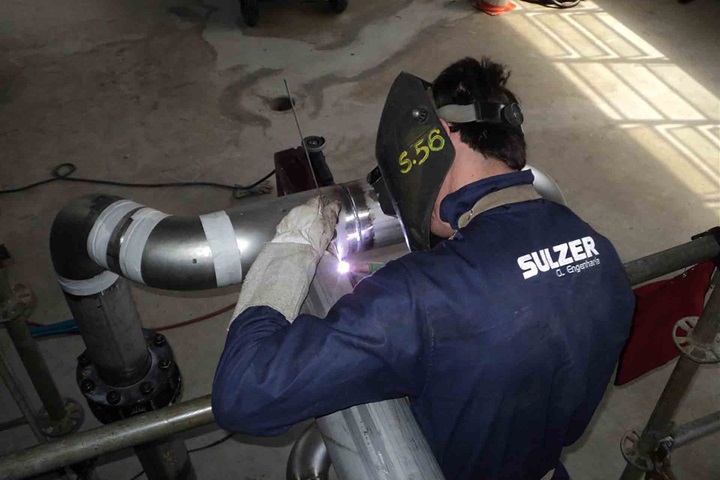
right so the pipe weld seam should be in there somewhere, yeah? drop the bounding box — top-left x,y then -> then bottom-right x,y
87,199 -> 144,268
58,270 -> 120,296
119,208 -> 170,284
199,211 -> 243,287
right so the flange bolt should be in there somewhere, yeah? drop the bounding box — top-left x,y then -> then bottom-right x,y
140,382 -> 154,395
106,391 -> 120,405
78,355 -> 90,368
81,379 -> 95,393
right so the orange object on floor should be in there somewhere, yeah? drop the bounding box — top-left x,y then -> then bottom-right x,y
473,0 -> 517,15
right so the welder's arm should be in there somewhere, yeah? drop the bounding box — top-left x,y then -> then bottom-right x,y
212,259 -> 426,436
229,196 -> 340,323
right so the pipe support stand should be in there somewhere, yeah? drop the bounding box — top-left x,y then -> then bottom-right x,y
0,283 -> 83,436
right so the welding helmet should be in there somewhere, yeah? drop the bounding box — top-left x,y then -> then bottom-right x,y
373,72 -> 524,251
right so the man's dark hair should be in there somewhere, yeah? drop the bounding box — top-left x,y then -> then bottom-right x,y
433,57 -> 526,170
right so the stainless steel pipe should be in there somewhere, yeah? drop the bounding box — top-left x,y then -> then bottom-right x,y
50,180 -> 403,293
47,165 -> 569,295
673,410 -> 720,448
66,278 -> 150,386
306,258 -> 446,480
623,233 -> 720,286
5,314 -> 68,425
0,396 -> 213,480
0,345 -> 47,445
286,423 -> 331,480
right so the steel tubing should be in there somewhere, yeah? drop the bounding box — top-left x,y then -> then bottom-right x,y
65,277 -> 149,387
306,257 -> 445,480
286,423 -> 331,480
673,410 -> 720,448
623,234 -> 720,286
5,314 -> 67,423
620,278 -> 720,480
50,181 -> 403,292
0,395 -> 213,480
641,277 -> 720,429
0,347 -> 47,445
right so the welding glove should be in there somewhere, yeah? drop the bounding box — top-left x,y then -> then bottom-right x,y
230,196 -> 341,325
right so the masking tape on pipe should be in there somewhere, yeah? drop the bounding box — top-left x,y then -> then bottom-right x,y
87,199 -> 144,268
200,211 -> 243,287
119,208 -> 170,284
58,270 -> 120,296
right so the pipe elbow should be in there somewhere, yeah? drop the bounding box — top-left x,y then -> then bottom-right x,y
286,423 -> 331,480
50,180 -> 404,292
50,194 -> 124,281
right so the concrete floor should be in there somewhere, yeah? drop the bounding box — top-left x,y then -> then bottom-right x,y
1,0 -> 719,478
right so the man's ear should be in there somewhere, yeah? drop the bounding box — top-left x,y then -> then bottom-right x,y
440,118 -> 452,136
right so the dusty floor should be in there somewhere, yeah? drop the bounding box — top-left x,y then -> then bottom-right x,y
1,0 -> 719,478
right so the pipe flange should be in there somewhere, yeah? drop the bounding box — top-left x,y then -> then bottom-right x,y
37,397 -> 84,437
672,316 -> 720,364
76,329 -> 182,424
620,430 -> 653,472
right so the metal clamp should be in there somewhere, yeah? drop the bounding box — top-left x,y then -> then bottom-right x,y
672,316 -> 720,364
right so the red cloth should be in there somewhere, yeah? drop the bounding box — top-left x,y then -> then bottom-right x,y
615,261 -> 715,386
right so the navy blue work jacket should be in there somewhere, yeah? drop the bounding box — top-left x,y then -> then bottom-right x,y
213,170 -> 635,480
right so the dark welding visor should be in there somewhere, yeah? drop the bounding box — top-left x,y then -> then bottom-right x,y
373,72 -> 525,252
374,72 -> 456,252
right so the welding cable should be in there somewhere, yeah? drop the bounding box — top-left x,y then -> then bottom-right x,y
0,163 -> 275,198
28,303 -> 236,338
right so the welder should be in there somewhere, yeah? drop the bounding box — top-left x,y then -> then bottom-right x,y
212,57 -> 635,479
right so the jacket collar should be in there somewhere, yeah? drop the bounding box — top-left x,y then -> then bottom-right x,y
440,169 -> 535,230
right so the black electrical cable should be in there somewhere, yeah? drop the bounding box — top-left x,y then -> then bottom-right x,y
126,433 -> 235,480
0,163 -> 275,196
188,432 -> 235,453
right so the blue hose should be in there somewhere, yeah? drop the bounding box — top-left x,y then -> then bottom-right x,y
29,319 -> 78,338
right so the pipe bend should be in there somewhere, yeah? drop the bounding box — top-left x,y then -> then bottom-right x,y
286,423 -> 331,480
49,181 -> 405,294
50,194 -> 125,281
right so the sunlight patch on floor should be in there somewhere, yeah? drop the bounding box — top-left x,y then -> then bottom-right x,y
507,2 -> 720,206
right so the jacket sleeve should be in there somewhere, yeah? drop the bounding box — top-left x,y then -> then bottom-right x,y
211,260 -> 427,436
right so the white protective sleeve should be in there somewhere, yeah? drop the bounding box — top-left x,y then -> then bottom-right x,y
230,197 -> 340,324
